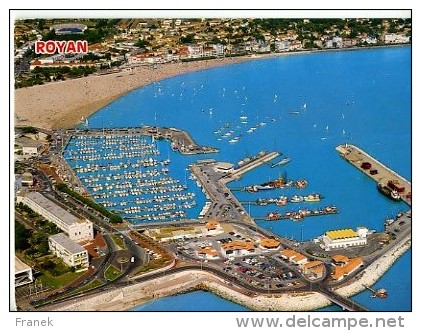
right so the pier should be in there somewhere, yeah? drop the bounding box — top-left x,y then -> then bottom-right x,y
65,126 -> 219,155
255,206 -> 339,221
336,144 -> 411,206
229,151 -> 280,178
190,151 -> 280,224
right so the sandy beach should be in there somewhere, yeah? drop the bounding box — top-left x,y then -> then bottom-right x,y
14,55 -> 268,130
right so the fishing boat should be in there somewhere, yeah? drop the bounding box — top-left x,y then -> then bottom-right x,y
294,179 -> 308,189
276,196 -> 288,206
364,285 -> 388,299
377,183 -> 401,201
304,193 -> 321,202
290,195 -> 304,203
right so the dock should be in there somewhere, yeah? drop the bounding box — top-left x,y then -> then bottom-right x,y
190,151 -> 281,224
228,151 -> 280,179
336,144 -> 411,206
255,206 -> 339,221
65,126 -> 219,155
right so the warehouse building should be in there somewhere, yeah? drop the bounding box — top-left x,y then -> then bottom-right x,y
320,227 -> 369,251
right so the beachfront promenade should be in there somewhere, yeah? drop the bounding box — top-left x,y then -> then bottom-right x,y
336,144 -> 411,205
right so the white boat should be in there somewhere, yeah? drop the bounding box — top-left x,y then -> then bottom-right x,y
290,195 -> 304,203
271,157 -> 291,167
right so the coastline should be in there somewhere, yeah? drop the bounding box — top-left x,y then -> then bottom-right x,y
50,234 -> 411,311
13,44 -> 409,131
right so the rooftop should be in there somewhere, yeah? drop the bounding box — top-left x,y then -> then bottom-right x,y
15,256 -> 31,273
303,260 -> 323,270
331,257 -> 363,280
281,249 -> 298,258
205,220 -> 220,231
222,240 -> 254,251
291,252 -> 307,262
198,247 -> 218,257
49,233 -> 87,254
24,192 -> 84,226
260,238 -> 281,249
15,136 -> 43,148
332,255 -> 350,264
326,229 -> 359,240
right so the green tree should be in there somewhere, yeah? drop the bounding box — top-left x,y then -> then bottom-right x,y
15,221 -> 31,250
180,34 -> 195,44
135,39 -> 150,48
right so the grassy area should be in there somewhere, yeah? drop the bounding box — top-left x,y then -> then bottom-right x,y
55,279 -> 104,300
104,265 -> 122,281
134,257 -> 172,275
110,234 -> 125,249
39,272 -> 80,289
68,279 -> 104,295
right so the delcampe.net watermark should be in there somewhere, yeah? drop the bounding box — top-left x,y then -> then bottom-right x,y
235,315 -> 405,329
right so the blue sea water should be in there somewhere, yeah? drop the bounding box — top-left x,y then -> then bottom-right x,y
84,46 -> 411,311
130,290 -> 250,311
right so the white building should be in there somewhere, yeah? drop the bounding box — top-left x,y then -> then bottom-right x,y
222,241 -> 255,257
212,44 -> 225,57
383,34 -> 410,44
16,137 -> 43,156
15,256 -> 34,287
17,192 -> 94,242
320,227 -> 368,251
332,36 -> 343,48
48,233 -> 89,269
21,172 -> 34,186
187,44 -> 204,58
275,40 -> 290,52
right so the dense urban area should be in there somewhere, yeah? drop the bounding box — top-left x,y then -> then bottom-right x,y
14,18 -> 411,88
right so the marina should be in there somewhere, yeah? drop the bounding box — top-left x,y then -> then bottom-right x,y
63,132 -> 199,223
